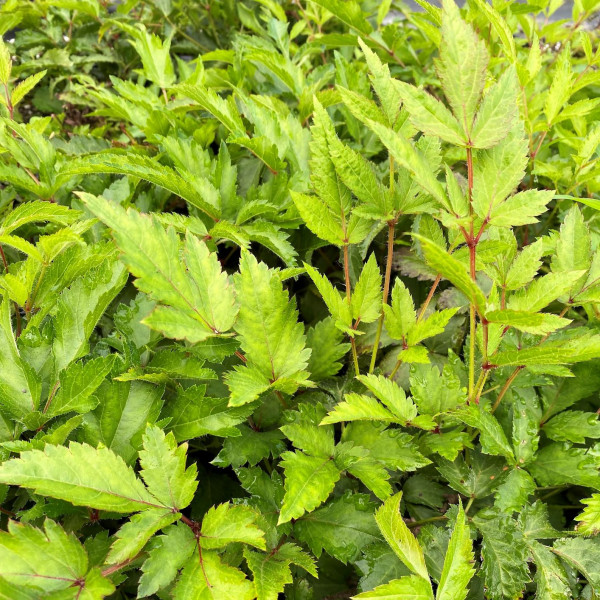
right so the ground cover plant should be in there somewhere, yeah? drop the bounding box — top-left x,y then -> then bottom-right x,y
1,0 -> 600,598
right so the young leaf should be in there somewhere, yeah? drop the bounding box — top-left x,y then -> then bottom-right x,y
200,503 -> 266,550
414,235 -> 486,311
138,425 -> 198,511
574,494 -> 600,535
228,252 -> 311,405
45,355 -> 115,419
352,254 -> 382,323
84,195 -> 237,343
0,296 -> 40,420
106,508 -> 179,564
353,575 -> 434,599
436,503 -> 474,600
375,492 -> 430,581
437,0 -> 488,138
278,451 -> 340,524
245,543 -> 317,600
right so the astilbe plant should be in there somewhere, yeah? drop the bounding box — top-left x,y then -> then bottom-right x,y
0,0 -> 599,598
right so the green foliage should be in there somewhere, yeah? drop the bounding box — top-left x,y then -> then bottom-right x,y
0,0 -> 600,598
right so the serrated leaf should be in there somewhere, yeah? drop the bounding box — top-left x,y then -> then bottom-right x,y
139,425 -> 198,511
352,254 -> 382,323
455,404 -> 514,460
278,451 -> 340,524
45,355 -> 115,419
51,259 -> 127,376
489,189 -> 554,228
485,309 -> 570,335
437,0 -> 488,138
294,493 -> 381,564
83,380 -> 164,464
83,195 -> 237,344
245,543 -> 317,600
394,80 -> 465,145
552,537 -> 600,591
10,70 -> 46,108
138,523 -> 196,597
414,235 -> 486,311
106,508 -> 178,564
176,83 -> 246,136
306,317 -> 350,380
575,494 -> 600,535
353,575 -> 434,599
543,410 -> 600,443
410,362 -> 467,415
0,442 -> 161,512
163,385 -> 252,441
70,154 -> 220,218
0,296 -> 40,420
229,252 -> 310,405
365,120 -> 448,209
529,443 -> 600,490
478,516 -> 530,600
311,0 -> 373,35
529,541 -> 571,600
200,503 -> 266,550
0,519 -> 114,596
375,491 -> 430,581
174,551 -> 255,600
436,503 -> 474,600
494,469 -> 536,513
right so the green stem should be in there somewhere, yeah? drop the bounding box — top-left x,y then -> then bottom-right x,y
491,366 -> 523,413
389,359 -> 402,379
343,243 -> 360,376
407,515 -> 447,528
464,497 -> 475,514
369,218 -> 396,374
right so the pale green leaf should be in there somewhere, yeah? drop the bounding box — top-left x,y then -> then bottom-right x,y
138,524 -> 196,597
139,425 -> 198,510
414,235 -> 486,311
106,508 -> 178,564
278,451 -> 340,524
84,195 -> 237,343
575,494 -> 600,535
0,442 -> 162,512
352,254 -> 382,323
230,252 -> 310,404
70,154 -> 220,219
436,504 -> 474,600
353,575 -> 434,599
375,491 -> 430,580
45,355 -> 115,419
437,0 -> 488,135
174,551 -> 255,600
394,80 -> 465,145
291,191 -> 345,246
200,503 -> 266,550
10,70 -> 46,108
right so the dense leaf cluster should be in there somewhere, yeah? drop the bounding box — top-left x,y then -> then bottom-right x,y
1,0 -> 600,598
